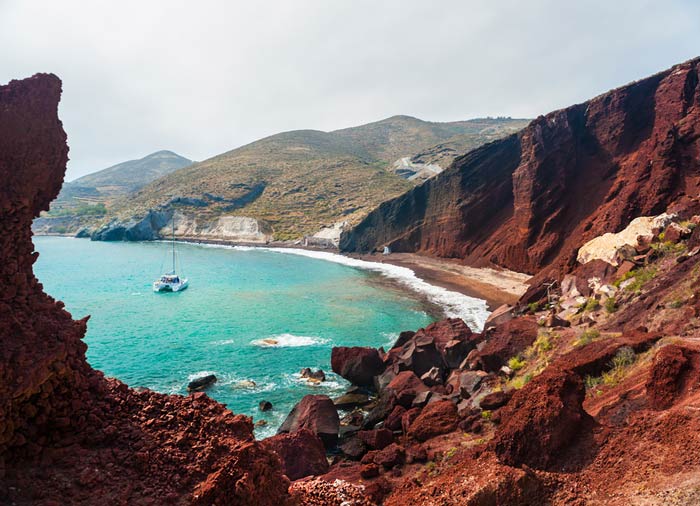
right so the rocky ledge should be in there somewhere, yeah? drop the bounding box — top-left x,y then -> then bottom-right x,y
0,74 -> 292,506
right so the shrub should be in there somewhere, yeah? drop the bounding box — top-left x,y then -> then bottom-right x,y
584,297 -> 600,312
575,329 -> 600,347
604,297 -> 618,313
528,302 -> 540,314
508,355 -> 526,371
481,410 -> 492,420
533,332 -> 553,354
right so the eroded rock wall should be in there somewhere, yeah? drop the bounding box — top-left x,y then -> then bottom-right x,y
341,58 -> 700,278
0,74 -> 290,505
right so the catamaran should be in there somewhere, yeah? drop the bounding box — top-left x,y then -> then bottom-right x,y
153,219 -> 188,292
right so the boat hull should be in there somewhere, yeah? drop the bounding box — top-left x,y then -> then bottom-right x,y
153,279 -> 189,292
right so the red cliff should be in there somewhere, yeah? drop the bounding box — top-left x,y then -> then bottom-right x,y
0,75 -> 291,505
340,58 -> 700,279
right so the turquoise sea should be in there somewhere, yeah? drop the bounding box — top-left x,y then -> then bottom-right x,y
33,237 -> 487,437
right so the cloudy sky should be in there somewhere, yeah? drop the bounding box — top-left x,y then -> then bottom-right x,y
1,0 -> 699,180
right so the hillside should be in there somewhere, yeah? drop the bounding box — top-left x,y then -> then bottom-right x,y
341,58 -> 700,281
93,116 -> 527,242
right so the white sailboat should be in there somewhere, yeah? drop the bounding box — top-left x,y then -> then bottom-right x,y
153,218 -> 188,292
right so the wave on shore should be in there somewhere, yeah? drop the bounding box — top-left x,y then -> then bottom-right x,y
232,246 -> 490,330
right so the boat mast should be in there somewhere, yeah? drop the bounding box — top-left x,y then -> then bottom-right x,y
172,216 -> 176,273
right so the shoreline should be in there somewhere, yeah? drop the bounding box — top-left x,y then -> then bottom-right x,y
36,233 -> 529,321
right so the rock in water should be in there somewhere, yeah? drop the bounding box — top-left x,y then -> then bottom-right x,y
259,400 -> 273,411
187,374 -> 217,392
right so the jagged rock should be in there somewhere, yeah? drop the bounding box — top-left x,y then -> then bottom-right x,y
401,408 -> 422,434
259,400 -> 273,411
339,435 -> 367,460
359,428 -> 394,451
420,366 -> 443,387
331,346 -> 385,386
373,443 -> 406,469
278,395 -> 340,449
491,368 -> 589,469
446,370 -> 488,398
407,400 -> 458,442
476,318 -> 538,372
333,393 -> 370,409
479,390 -> 513,410
384,405 -> 406,432
386,371 -> 429,408
646,344 -> 694,410
484,304 -> 514,328
261,429 -> 329,480
411,390 -> 433,408
664,222 -> 691,243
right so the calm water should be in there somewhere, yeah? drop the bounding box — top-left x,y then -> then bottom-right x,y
33,237 -> 443,437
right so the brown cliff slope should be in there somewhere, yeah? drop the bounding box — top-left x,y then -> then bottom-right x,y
340,57 -> 700,277
0,75 -> 291,505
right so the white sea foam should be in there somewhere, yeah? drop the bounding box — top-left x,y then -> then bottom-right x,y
187,370 -> 217,382
250,333 -> 329,348
236,247 -> 490,330
189,241 -> 490,330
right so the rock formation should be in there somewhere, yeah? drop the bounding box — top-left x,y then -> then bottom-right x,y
0,74 -> 291,505
340,58 -> 700,282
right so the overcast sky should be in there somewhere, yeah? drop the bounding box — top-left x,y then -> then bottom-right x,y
1,0 -> 699,180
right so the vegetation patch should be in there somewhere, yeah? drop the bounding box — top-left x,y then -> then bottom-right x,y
574,328 -> 600,347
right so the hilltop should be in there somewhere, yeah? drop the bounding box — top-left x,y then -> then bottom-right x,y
91,116 -> 527,243
34,150 -> 192,234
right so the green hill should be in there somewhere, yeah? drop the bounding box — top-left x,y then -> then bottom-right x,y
105,116 -> 528,241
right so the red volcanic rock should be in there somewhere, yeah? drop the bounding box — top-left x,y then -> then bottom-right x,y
646,345 -> 693,410
385,319 -> 477,375
359,428 -> 394,451
401,407 -> 422,434
491,368 -> 589,469
387,371 -> 429,408
360,463 -> 381,479
261,429 -> 329,480
476,317 -> 538,372
373,443 -> 406,469
331,346 -> 385,386
278,395 -> 340,449
341,58 -> 700,283
479,390 -> 513,411
0,75 -> 292,505
384,405 -> 406,431
407,400 -> 458,442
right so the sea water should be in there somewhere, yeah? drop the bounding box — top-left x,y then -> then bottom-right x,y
33,237 -> 488,437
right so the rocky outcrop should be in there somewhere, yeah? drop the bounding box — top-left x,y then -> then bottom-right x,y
340,58 -> 700,281
0,74 -> 291,505
491,368 -> 589,469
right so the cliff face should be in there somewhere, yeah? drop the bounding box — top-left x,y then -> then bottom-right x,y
341,58 -> 700,277
0,75 -> 291,505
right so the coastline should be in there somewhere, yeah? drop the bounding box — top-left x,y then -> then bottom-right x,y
36,234 -> 528,322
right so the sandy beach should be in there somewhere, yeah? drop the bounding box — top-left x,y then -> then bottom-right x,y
355,252 -> 531,310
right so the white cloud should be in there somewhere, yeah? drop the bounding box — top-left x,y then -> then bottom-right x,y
1,0 -> 698,180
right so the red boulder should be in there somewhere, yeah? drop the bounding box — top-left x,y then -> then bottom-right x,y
407,400 -> 458,442
278,394 -> 340,448
261,429 -> 329,480
331,346 -> 385,386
